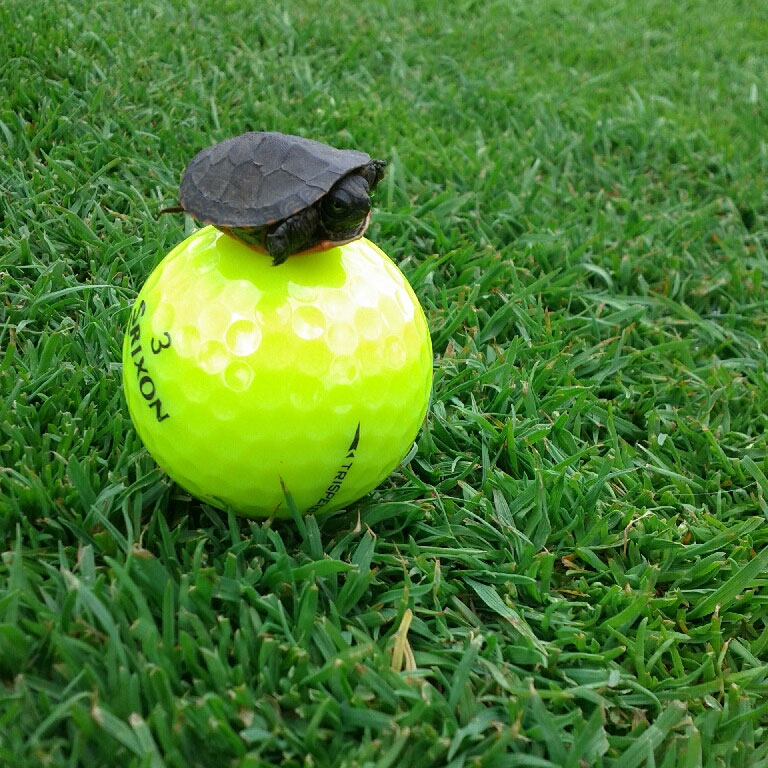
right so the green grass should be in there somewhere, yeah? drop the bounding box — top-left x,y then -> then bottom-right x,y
2,0 -> 768,765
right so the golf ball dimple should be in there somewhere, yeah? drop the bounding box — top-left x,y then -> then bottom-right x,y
122,226 -> 433,518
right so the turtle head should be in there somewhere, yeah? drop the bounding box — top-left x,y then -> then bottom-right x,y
320,173 -> 374,236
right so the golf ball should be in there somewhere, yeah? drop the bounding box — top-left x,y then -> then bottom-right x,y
122,226 -> 432,518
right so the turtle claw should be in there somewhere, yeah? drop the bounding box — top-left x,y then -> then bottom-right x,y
265,230 -> 293,266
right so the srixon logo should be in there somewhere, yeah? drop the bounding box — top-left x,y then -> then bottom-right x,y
306,424 -> 360,514
127,300 -> 170,423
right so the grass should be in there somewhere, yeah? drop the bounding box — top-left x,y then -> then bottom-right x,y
2,0 -> 768,765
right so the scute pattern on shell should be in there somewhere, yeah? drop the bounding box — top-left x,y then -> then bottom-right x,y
179,132 -> 372,229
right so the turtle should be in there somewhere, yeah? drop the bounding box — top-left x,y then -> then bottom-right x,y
162,131 -> 386,265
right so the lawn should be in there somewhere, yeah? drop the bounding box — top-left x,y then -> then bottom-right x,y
2,0 -> 768,765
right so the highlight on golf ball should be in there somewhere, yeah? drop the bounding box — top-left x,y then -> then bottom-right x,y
122,226 -> 433,518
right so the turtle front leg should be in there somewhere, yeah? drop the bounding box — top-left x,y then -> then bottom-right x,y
362,160 -> 387,191
266,206 -> 320,266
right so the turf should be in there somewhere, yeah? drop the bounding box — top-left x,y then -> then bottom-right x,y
2,0 -> 768,765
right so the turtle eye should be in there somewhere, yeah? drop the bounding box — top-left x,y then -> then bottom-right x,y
324,194 -> 349,219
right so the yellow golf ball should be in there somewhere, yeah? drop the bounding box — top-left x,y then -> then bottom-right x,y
122,226 -> 432,517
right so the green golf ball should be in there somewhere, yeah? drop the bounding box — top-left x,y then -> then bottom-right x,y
122,226 -> 432,518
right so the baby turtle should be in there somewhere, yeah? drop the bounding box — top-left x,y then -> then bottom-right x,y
165,132 -> 386,265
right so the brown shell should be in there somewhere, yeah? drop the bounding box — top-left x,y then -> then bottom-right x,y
178,132 -> 372,229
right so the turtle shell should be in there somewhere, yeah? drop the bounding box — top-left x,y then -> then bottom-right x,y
178,132 -> 373,229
